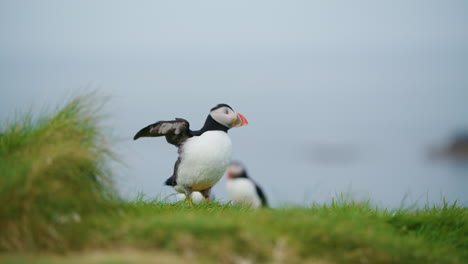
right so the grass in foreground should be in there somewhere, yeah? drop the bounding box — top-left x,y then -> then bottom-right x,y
1,199 -> 466,264
0,95 -> 466,264
0,95 -> 118,251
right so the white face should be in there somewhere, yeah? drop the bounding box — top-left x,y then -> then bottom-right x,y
227,162 -> 244,178
210,106 -> 239,128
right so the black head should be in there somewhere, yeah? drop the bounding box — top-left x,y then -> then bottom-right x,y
210,104 -> 233,112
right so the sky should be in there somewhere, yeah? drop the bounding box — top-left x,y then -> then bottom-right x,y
1,1 -> 467,207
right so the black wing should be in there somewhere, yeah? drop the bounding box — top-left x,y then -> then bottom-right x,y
133,118 -> 192,146
164,157 -> 181,187
255,184 -> 268,207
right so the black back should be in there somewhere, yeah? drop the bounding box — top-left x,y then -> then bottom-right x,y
237,169 -> 268,207
255,185 -> 268,207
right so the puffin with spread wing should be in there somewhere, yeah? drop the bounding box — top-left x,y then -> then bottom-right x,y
133,104 -> 248,205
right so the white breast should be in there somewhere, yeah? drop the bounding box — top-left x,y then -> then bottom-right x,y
176,131 -> 232,191
226,178 -> 262,209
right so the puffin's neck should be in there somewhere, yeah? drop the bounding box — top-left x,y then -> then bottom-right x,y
237,171 -> 249,179
199,115 -> 229,133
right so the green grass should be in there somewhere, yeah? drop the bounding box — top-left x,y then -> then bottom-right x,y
0,95 -> 467,264
0,94 -> 118,251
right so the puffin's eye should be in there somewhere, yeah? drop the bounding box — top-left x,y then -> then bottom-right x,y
225,109 -> 229,115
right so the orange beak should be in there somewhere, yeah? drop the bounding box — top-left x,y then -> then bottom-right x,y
233,112 -> 248,127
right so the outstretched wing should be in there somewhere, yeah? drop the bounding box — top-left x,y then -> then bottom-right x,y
133,118 -> 192,146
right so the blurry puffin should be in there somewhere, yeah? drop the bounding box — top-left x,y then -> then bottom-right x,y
133,104 -> 248,205
226,162 -> 268,208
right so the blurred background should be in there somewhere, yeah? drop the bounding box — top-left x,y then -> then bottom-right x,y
1,0 -> 467,208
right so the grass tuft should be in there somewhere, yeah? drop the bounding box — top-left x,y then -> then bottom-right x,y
0,94 -> 118,251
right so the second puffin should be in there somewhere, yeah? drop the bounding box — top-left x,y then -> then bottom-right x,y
133,104 -> 248,205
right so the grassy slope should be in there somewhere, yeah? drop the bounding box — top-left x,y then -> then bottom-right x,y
90,199 -> 467,264
0,95 -> 466,264
1,200 -> 466,264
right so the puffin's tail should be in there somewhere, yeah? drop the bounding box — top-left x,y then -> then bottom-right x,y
165,175 -> 177,186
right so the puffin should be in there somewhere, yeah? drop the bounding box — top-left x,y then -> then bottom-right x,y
133,104 -> 248,205
225,161 -> 268,208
